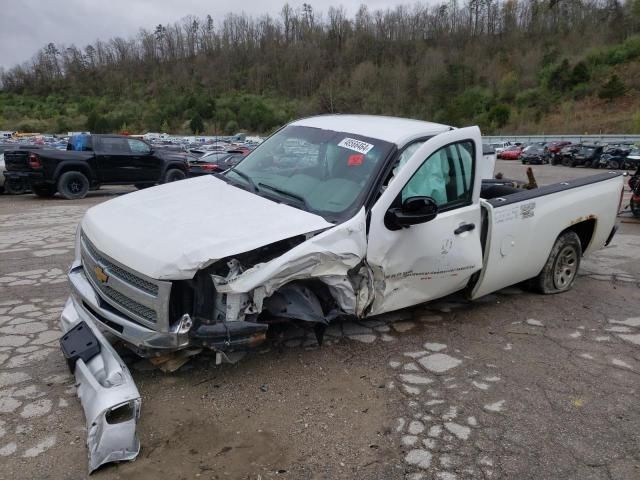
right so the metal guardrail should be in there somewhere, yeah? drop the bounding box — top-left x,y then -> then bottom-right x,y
484,134 -> 640,144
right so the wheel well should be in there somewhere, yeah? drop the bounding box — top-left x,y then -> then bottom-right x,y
564,218 -> 596,254
56,165 -> 92,182
165,163 -> 188,173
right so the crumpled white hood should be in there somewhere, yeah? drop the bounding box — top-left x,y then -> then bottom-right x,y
81,175 -> 333,279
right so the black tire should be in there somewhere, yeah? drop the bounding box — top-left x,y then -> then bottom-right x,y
631,197 -> 640,218
32,184 -> 57,198
531,231 -> 581,294
608,160 -> 620,170
561,157 -> 572,167
57,171 -> 89,200
521,160 -> 527,165
570,161 -> 577,168
163,168 -> 186,183
5,178 -> 26,194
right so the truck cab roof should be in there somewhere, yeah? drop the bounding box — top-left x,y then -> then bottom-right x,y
290,115 -> 452,147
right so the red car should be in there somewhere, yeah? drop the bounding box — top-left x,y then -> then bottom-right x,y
499,145 -> 523,160
547,141 -> 572,154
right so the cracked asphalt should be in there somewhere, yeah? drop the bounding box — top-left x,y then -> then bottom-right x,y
0,162 -> 639,479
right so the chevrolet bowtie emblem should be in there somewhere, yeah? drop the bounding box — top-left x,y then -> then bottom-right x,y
94,266 -> 109,284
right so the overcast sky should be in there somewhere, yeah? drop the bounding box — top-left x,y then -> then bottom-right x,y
0,0 -> 411,70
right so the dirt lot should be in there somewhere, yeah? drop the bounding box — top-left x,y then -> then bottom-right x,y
1,162 -> 639,480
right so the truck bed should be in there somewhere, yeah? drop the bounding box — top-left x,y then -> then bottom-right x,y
472,172 -> 623,298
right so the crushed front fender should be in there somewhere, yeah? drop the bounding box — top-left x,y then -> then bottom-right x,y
60,297 -> 141,473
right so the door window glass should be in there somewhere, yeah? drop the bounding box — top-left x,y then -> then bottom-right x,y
127,139 -> 151,154
99,137 -> 130,154
401,141 -> 474,209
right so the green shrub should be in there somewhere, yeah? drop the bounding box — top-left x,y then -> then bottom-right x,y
598,75 -> 626,100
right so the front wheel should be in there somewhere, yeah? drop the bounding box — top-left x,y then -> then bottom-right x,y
163,168 -> 186,183
57,171 -> 89,200
530,231 -> 581,294
562,157 -> 572,167
32,184 -> 57,198
608,160 -> 620,169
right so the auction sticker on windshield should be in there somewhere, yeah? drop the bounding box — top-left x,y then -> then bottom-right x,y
338,138 -> 375,155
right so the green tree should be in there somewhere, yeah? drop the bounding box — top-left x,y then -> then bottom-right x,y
598,75 -> 626,101
488,104 -> 511,128
224,119 -> 239,134
570,61 -> 590,86
189,114 -> 204,134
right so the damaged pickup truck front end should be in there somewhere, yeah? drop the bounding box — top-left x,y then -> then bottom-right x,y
60,139 -> 385,472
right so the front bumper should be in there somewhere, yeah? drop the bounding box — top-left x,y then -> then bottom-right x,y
68,264 -> 190,352
60,297 -> 141,472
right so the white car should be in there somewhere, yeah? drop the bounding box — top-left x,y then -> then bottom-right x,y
490,141 -> 511,154
58,115 -> 623,471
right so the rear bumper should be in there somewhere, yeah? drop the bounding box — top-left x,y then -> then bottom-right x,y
60,297 -> 141,472
3,170 -> 48,186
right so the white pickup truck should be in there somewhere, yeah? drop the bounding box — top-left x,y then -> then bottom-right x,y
59,115 -> 623,471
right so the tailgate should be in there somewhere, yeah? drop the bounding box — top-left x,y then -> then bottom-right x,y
4,151 -> 30,171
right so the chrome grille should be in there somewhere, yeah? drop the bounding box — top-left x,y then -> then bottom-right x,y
82,235 -> 158,295
80,232 -> 172,331
99,284 -> 157,322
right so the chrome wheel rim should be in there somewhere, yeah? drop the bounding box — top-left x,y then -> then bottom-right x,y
554,246 -> 578,289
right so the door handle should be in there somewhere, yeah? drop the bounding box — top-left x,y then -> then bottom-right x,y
454,223 -> 475,235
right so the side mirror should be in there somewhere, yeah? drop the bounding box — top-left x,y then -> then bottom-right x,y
385,196 -> 438,230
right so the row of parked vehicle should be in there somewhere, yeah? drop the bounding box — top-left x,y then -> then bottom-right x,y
490,141 -> 640,170
0,134 -> 252,198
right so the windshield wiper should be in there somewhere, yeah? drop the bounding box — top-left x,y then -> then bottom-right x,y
258,182 -> 309,210
225,167 -> 258,192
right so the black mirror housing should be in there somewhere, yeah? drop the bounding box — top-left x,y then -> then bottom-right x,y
385,196 -> 438,230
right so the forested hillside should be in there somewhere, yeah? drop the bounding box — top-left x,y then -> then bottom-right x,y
2,0 -> 640,135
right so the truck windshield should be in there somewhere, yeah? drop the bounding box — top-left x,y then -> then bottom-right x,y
225,125 -> 394,220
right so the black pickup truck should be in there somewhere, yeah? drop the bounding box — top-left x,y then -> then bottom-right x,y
3,134 -> 189,199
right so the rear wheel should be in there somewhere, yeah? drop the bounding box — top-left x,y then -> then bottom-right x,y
531,231 -> 581,294
562,157 -> 572,167
608,160 -> 620,169
32,184 -> 56,198
163,168 -> 186,183
631,197 -> 640,218
5,178 -> 26,194
58,171 -> 89,200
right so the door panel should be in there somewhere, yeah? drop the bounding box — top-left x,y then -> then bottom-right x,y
127,139 -> 163,182
95,137 -> 134,182
366,127 -> 484,315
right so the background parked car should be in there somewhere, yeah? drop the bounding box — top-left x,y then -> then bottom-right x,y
623,147 -> 640,170
547,141 -> 572,155
187,150 -> 247,177
498,145 -> 523,160
490,141 -> 511,154
597,144 -> 631,169
553,143 -> 580,165
568,144 -> 604,167
0,153 -> 5,194
521,144 -> 551,164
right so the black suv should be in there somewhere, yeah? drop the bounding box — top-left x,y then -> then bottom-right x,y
3,135 -> 189,199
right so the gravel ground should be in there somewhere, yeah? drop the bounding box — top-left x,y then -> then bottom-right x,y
0,163 -> 639,479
